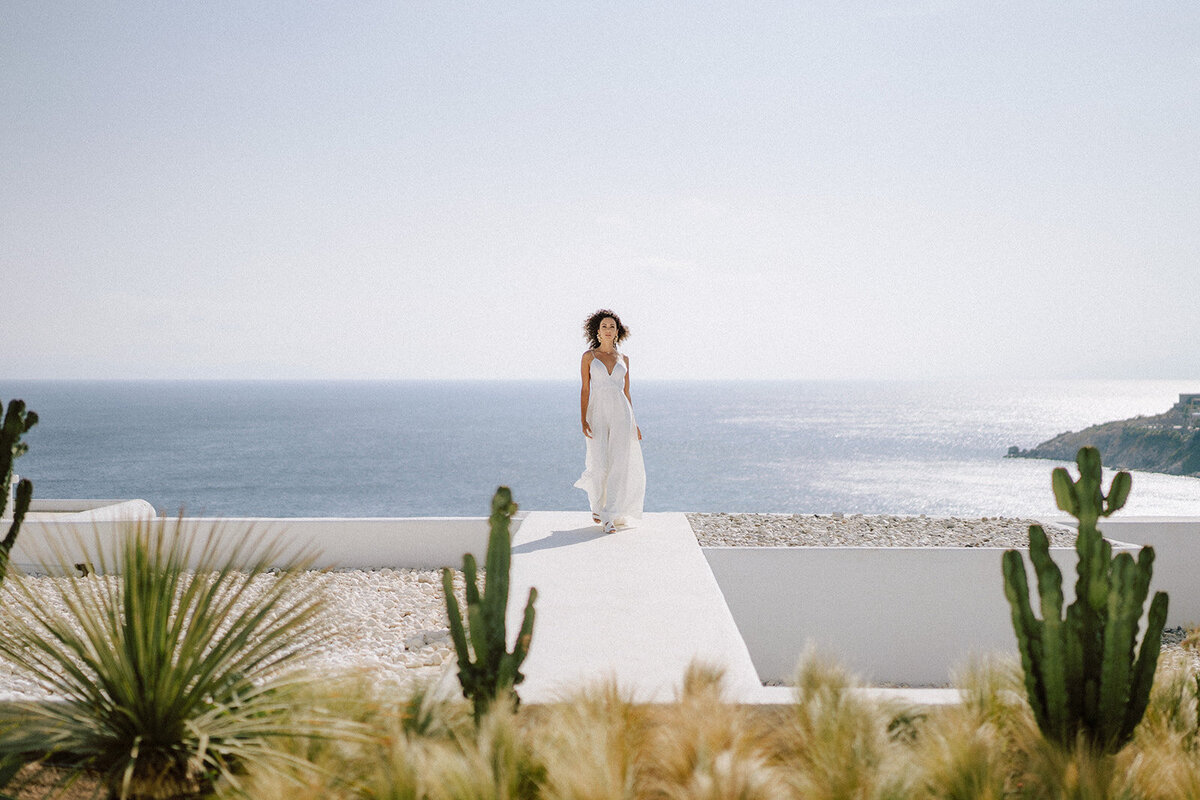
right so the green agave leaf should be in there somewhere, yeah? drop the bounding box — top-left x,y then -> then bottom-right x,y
0,517 -> 345,797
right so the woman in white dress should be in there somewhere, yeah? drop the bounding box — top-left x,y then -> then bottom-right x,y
574,309 -> 646,533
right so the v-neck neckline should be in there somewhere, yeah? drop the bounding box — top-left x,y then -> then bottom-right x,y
594,351 -> 619,376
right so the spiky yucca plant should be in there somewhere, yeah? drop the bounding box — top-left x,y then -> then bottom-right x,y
0,518 -> 336,800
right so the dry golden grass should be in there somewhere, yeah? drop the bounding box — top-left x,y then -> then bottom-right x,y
639,663 -> 789,800
19,649 -> 1182,800
532,681 -> 646,800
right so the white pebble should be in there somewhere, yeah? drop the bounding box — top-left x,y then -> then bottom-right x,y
0,566 -> 473,701
685,513 -> 1077,548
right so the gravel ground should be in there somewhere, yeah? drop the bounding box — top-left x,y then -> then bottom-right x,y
0,567 -> 463,702
687,512 -> 1079,547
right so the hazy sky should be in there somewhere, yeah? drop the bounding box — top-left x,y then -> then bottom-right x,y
3,3 -> 1198,381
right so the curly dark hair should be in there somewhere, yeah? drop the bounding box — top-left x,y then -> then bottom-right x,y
582,309 -> 629,349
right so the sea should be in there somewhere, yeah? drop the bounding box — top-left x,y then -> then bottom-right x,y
3,379 -> 1199,519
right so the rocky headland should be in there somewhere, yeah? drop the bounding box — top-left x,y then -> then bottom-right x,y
1007,394 -> 1200,478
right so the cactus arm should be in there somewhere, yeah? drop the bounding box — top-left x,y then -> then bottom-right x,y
516,587 -> 537,657
1091,538 -> 1114,610
8,479 -> 32,545
1052,467 -> 1080,517
1003,549 -> 1051,734
1131,545 -> 1156,610
0,478 -> 33,586
1071,529 -> 1103,676
1071,449 -> 1110,736
0,402 -> 19,510
1123,591 -> 1168,744
1071,528 -> 1092,616
0,400 -> 38,521
466,602 -> 489,672
483,516 -> 509,658
1116,547 -> 1163,739
482,489 -> 515,657
483,488 -> 513,606
496,587 -> 537,691
1063,602 -> 1086,727
0,399 -> 37,588
1104,471 -> 1132,515
1073,528 -> 1107,713
1075,528 -> 1110,614
1078,536 -> 1106,727
1028,525 -> 1071,743
459,552 -> 486,685
463,553 -> 480,607
443,568 -> 473,671
2,478 -> 32,551
513,588 -> 538,680
496,656 -> 518,692
1097,554 -> 1138,747
1075,447 -> 1104,531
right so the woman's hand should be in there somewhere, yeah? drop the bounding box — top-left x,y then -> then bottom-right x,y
582,421 -> 592,438
637,426 -> 642,440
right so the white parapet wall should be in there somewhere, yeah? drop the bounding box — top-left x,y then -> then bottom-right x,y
11,504 -> 498,573
703,541 -> 1140,687
12,502 -> 1197,691
1090,518 -> 1200,627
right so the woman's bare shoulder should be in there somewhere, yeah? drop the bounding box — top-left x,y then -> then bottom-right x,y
581,349 -> 596,362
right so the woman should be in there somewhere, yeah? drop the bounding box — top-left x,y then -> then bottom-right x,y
574,309 -> 646,533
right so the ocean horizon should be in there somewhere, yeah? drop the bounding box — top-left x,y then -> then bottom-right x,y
4,378 -> 1199,519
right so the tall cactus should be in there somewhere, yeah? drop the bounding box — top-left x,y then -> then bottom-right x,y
0,398 -> 38,586
1002,446 -> 1168,752
442,486 -> 537,723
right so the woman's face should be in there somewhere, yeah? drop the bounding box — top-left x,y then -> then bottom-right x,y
598,317 -> 618,345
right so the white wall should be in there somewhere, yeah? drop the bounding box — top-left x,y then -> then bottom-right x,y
9,515 -> 497,573
1092,518 -> 1200,627
702,544 -> 1135,686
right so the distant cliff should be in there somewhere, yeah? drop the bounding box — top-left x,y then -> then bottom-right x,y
1007,395 -> 1200,478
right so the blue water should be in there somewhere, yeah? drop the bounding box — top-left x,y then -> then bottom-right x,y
3,379 -> 1199,518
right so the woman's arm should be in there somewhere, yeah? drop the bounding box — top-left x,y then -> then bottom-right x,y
580,352 -> 592,438
623,355 -> 642,440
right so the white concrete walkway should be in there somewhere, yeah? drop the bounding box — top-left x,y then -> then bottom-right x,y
508,511 -> 764,703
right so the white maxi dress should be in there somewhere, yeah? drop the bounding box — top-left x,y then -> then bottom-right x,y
575,354 -> 646,528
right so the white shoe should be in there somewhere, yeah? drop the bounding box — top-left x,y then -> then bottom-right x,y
603,521 -> 616,534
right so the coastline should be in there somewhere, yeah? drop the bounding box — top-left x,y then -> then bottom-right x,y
12,378 -> 1200,519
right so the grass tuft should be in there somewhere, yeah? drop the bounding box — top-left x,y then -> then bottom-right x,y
0,517 -> 352,799
767,650 -> 910,800
130,651 -> 1200,800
